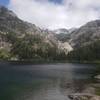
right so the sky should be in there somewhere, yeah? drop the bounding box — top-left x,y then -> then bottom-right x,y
0,0 -> 9,6
0,0 -> 100,30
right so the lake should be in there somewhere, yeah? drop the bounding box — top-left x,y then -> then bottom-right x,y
0,62 -> 96,100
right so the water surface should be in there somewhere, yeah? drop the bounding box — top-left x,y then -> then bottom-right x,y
0,62 -> 95,100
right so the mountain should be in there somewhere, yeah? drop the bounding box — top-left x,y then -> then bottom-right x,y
55,33 -> 70,42
54,28 -> 77,42
68,28 -> 77,34
54,28 -> 69,34
67,20 -> 100,61
0,6 -> 100,61
69,20 -> 100,48
0,6 -> 43,35
0,6 -> 72,60
0,6 -> 45,52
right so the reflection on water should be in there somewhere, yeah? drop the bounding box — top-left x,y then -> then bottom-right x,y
0,62 -> 95,100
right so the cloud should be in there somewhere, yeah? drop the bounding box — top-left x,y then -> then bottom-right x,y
8,0 -> 100,30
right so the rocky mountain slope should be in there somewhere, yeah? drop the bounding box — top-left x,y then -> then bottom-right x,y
0,6 -> 44,36
1,6 -> 100,60
54,20 -> 100,49
0,6 -> 72,60
68,20 -> 100,48
54,28 -> 76,42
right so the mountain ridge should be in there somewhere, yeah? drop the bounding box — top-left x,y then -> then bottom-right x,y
0,6 -> 72,60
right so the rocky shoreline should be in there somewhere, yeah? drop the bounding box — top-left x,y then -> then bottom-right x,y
67,75 -> 100,100
68,94 -> 100,100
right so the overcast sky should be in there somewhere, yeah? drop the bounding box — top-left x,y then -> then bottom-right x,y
3,0 -> 100,29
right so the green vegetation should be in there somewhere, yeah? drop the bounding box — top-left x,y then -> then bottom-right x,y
11,38 -> 36,60
56,33 -> 70,42
0,48 -> 10,60
6,32 -> 17,43
0,32 -> 67,61
67,40 -> 100,62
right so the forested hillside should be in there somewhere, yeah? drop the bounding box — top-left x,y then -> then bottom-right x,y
67,40 -> 100,62
0,6 -> 72,61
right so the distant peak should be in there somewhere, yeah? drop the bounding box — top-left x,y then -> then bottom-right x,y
54,28 -> 69,34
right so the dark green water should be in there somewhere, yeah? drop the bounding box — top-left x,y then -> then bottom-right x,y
0,62 -> 95,100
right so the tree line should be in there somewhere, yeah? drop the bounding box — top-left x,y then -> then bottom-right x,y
0,32 -> 67,61
67,40 -> 100,62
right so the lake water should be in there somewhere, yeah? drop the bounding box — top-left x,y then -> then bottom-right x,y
0,62 -> 95,100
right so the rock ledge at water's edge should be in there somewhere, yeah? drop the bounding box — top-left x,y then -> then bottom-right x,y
68,94 -> 100,100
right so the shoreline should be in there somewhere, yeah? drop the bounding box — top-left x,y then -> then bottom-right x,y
0,59 -> 100,64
